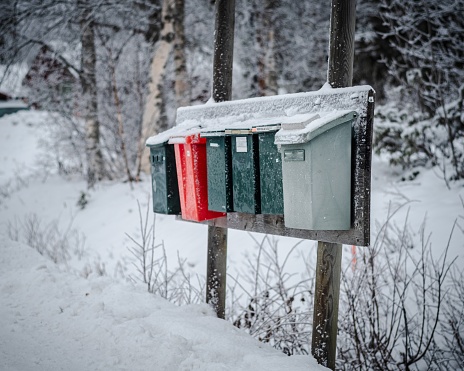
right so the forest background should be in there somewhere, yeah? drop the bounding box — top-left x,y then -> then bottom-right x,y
1,0 -> 462,187
1,1 -> 463,370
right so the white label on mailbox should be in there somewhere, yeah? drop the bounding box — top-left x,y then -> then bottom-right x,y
210,143 -> 219,148
236,137 -> 247,152
284,149 -> 305,161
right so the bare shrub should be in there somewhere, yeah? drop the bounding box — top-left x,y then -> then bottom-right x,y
125,199 -> 463,368
125,200 -> 204,305
337,204 -> 460,370
229,234 -> 315,356
80,259 -> 107,279
7,213 -> 86,264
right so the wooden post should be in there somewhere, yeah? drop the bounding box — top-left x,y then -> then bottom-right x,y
207,0 -> 235,319
206,225 -> 228,319
311,0 -> 357,369
327,0 -> 357,89
311,242 -> 343,369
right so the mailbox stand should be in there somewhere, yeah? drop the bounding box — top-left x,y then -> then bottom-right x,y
206,0 -> 235,320
146,0 -> 370,368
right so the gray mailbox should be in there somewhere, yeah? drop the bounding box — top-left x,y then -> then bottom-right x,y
275,111 -> 356,231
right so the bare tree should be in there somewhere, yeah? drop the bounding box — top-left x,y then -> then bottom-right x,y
78,0 -> 105,187
139,0 -> 186,173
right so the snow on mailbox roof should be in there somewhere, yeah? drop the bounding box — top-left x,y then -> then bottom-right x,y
145,85 -> 373,146
145,120 -> 202,146
274,110 -> 356,145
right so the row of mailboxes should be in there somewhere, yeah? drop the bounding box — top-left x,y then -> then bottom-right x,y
147,110 -> 355,230
204,126 -> 284,215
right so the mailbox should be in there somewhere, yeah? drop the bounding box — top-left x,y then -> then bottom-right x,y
254,126 -> 284,215
275,111 -> 356,230
171,133 -> 226,222
147,143 -> 181,215
228,129 -> 261,214
204,132 -> 234,212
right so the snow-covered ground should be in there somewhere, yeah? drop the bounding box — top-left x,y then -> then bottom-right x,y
0,236 -> 323,370
0,110 -> 463,370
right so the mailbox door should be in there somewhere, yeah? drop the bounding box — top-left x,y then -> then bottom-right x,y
258,131 -> 283,214
206,136 -> 233,212
231,134 -> 261,214
150,145 -> 180,215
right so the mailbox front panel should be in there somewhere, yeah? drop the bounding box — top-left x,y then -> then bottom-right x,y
174,137 -> 226,222
282,121 -> 352,230
258,132 -> 284,214
150,145 -> 180,215
206,136 -> 233,212
231,134 -> 261,214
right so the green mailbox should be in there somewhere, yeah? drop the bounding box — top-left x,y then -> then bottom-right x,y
228,129 -> 261,214
204,132 -> 234,212
148,143 -> 181,215
254,126 -> 284,215
275,111 -> 356,230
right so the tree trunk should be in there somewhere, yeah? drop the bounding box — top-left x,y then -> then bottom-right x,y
255,0 -> 279,96
79,0 -> 105,188
139,0 -> 176,173
173,0 -> 189,108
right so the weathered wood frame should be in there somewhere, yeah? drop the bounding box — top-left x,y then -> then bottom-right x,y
176,86 -> 375,247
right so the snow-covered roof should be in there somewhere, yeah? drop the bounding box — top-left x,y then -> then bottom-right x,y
0,63 -> 29,97
45,41 -> 80,79
146,85 -> 373,146
275,110 -> 356,145
0,100 -> 28,109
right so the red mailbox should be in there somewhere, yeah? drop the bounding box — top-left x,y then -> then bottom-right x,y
173,133 -> 226,222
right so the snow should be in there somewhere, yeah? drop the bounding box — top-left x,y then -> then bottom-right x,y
1,109 -> 463,370
0,110 -> 328,370
0,237 -> 322,371
0,63 -> 29,97
275,110 -> 355,145
146,85 -> 373,146
0,100 -> 28,109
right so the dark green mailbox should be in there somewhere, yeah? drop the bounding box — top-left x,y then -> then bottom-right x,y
255,125 -> 284,215
148,143 -> 181,215
204,133 -> 234,212
228,129 -> 261,214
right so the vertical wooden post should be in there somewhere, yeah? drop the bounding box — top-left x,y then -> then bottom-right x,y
327,0 -> 357,89
207,0 -> 235,319
311,242 -> 343,369
206,225 -> 228,319
311,0 -> 357,369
